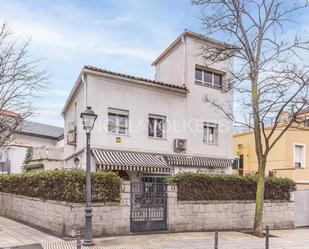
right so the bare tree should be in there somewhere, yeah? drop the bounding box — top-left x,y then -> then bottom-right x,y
0,23 -> 46,148
193,0 -> 309,236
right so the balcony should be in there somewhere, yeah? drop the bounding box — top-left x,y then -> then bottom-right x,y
32,147 -> 63,161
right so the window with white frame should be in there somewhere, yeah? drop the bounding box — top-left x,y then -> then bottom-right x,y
195,67 -> 223,89
204,123 -> 218,144
108,108 -> 129,135
294,144 -> 305,168
148,114 -> 166,138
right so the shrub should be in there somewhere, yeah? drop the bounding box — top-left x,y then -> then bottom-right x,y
0,169 -> 121,203
166,172 -> 296,201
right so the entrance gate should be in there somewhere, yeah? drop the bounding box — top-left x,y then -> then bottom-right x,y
130,176 -> 167,232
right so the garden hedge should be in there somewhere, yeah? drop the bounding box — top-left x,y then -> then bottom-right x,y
166,172 -> 296,201
0,169 -> 121,203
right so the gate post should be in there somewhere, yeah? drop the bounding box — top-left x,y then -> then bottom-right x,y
121,180 -> 131,206
121,180 -> 131,234
167,184 -> 177,232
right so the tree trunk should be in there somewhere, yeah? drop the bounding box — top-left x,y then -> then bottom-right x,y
253,158 -> 266,237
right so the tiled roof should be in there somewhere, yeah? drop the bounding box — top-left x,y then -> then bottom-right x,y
84,65 -> 188,92
18,121 -> 64,140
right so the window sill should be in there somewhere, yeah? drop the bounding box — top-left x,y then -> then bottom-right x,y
203,142 -> 219,146
107,132 -> 130,137
147,136 -> 167,141
195,81 -> 223,90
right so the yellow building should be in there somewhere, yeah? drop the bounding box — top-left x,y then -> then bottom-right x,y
233,125 -> 309,189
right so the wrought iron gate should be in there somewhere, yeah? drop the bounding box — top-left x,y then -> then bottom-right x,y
130,176 -> 167,232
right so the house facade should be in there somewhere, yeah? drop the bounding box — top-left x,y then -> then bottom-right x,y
0,121 -> 64,174
233,125 -> 309,190
62,30 -> 234,179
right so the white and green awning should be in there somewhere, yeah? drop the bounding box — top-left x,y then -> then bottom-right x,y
92,149 -> 232,173
165,155 -> 233,168
92,149 -> 170,174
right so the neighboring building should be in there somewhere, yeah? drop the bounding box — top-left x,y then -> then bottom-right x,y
62,30 -> 234,180
0,120 -> 64,174
233,125 -> 309,189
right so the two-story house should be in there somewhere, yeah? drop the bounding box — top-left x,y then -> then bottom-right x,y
62,30 -> 234,182
0,120 -> 64,174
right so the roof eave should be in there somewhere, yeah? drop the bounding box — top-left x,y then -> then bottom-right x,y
83,67 -> 189,94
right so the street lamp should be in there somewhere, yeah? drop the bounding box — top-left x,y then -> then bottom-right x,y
80,106 -> 97,246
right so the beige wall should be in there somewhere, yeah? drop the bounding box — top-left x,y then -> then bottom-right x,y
233,127 -> 309,188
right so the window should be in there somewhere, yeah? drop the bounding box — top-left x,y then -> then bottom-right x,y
148,114 -> 166,138
304,119 -> 309,127
232,157 -> 240,170
204,123 -> 218,144
195,67 -> 223,89
108,108 -> 129,135
294,144 -> 305,168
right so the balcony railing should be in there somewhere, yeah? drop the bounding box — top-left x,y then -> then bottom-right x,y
32,147 -> 63,161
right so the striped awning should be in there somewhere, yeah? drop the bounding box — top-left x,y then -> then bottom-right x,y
92,149 -> 170,174
166,155 -> 232,168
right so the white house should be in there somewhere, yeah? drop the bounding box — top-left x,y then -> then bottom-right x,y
62,30 -> 234,181
0,120 -> 64,173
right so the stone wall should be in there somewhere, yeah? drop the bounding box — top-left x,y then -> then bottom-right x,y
0,181 -> 130,237
167,185 -> 294,232
0,182 -> 294,237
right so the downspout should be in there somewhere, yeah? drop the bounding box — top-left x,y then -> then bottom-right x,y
81,72 -> 88,170
81,72 -> 88,108
182,35 -> 187,86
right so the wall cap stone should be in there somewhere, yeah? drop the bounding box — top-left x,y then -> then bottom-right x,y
177,200 -> 294,204
0,192 -> 120,207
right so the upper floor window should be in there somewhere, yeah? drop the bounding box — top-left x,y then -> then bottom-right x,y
108,108 -> 129,135
294,144 -> 305,168
195,67 -> 223,89
204,122 -> 218,144
149,114 -> 166,138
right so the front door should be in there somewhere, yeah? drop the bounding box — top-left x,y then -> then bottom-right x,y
130,175 -> 167,232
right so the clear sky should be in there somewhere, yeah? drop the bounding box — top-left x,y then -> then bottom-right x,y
0,0 -> 204,127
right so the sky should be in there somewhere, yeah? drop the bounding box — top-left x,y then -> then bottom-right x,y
1,1 -> 309,128
0,0 -> 203,127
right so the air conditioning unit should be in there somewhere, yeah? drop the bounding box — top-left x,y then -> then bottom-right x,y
67,131 -> 76,146
174,139 -> 187,151
68,121 -> 76,132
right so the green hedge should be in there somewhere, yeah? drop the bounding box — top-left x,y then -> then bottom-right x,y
0,169 -> 121,203
166,173 -> 296,201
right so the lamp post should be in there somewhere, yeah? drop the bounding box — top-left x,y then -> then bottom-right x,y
80,106 -> 97,246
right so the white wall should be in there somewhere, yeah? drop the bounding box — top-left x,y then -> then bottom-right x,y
3,134 -> 64,173
154,35 -> 233,158
63,34 -> 234,170
155,42 -> 185,86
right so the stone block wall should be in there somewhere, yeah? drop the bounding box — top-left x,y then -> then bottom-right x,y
0,181 -> 294,237
0,181 -> 131,237
167,185 -> 294,232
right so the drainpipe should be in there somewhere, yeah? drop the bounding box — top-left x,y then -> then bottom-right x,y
81,72 -> 87,171
181,35 -> 187,86
81,72 -> 87,108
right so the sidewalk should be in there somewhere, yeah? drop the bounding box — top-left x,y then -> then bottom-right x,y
0,216 -> 61,248
42,229 -> 309,249
1,216 -> 309,249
